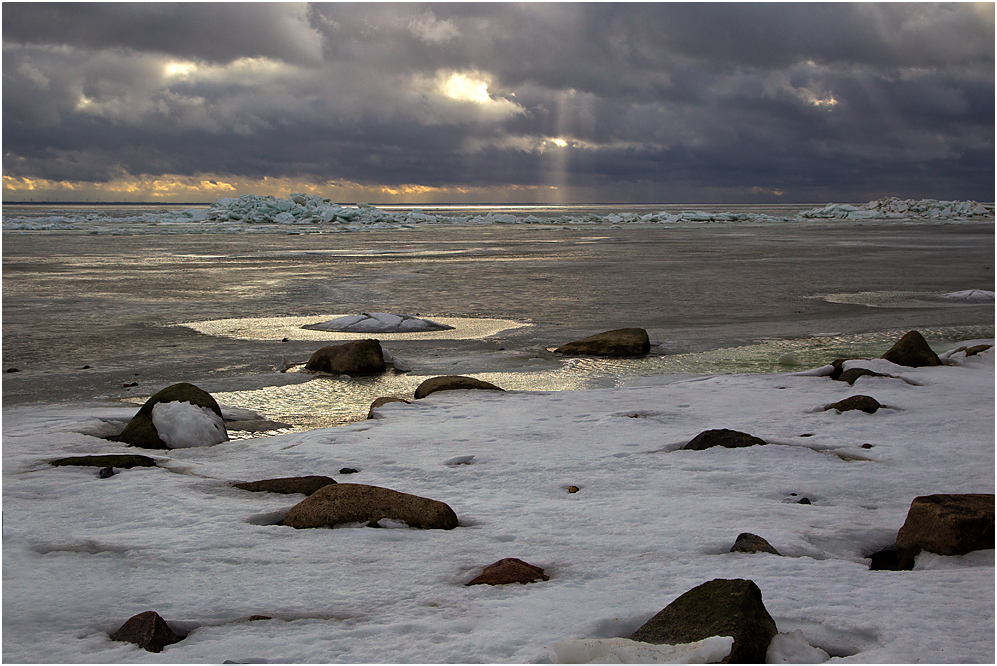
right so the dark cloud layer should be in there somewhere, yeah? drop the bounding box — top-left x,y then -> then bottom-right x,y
3,3 -> 993,202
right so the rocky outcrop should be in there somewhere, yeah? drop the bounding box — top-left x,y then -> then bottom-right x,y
304,339 -> 386,376
629,578 -> 778,663
117,383 -> 225,450
895,493 -> 995,570
554,328 -> 651,357
233,476 -> 336,496
282,483 -> 459,530
109,611 -> 182,653
465,558 -> 549,586
730,533 -> 780,555
368,396 -> 410,418
882,330 -> 942,367
413,375 -> 504,400
681,429 -> 767,451
49,454 -> 158,469
824,395 -> 883,413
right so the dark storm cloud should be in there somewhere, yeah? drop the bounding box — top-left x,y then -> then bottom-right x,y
2,3 -> 994,202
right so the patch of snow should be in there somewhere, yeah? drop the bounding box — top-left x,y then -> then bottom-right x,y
150,401 -> 228,448
549,635 -> 734,664
766,630 -> 830,664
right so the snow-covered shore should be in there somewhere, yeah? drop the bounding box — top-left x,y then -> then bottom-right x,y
2,341 -> 993,663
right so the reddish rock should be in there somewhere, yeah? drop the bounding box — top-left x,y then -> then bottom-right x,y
466,558 -> 549,586
368,396 -> 410,418
824,395 -> 883,413
233,476 -> 336,495
109,611 -> 181,653
681,429 -> 767,451
554,328 -> 650,357
413,375 -> 504,399
895,493 -> 995,569
305,339 -> 386,376
282,483 -> 458,530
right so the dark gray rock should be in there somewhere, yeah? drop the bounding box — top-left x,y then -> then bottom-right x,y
413,375 -> 504,400
868,548 -> 901,571
98,467 -> 115,479
629,578 -> 777,663
895,493 -> 995,570
282,483 -> 459,530
837,367 -> 890,385
117,383 -> 224,450
304,339 -> 386,376
109,611 -> 181,653
681,429 -> 767,451
882,330 -> 942,367
466,558 -> 549,586
730,533 -> 780,555
824,395 -> 883,413
49,454 -> 158,468
554,328 -> 651,357
233,476 -> 336,496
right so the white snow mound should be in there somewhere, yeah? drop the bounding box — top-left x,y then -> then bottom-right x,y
151,401 -> 229,448
549,636 -> 733,664
935,290 -> 995,302
766,630 -> 831,664
303,312 -> 455,333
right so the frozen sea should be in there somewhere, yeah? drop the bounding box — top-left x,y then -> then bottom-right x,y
2,199 -> 995,663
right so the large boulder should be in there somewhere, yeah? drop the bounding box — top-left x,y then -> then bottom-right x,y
304,339 -> 386,376
282,483 -> 459,530
117,383 -> 225,450
895,493 -> 995,570
824,395 -> 882,414
881,330 -> 942,367
109,611 -> 181,653
233,476 -> 336,496
681,429 -> 767,451
466,558 -> 549,586
413,375 -> 504,400
554,328 -> 651,357
629,578 -> 777,663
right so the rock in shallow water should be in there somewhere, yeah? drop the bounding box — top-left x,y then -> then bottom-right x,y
413,375 -> 504,399
881,330 -> 942,367
554,328 -> 650,357
305,339 -> 386,376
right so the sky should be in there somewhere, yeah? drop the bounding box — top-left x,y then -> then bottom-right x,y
2,3 -> 994,205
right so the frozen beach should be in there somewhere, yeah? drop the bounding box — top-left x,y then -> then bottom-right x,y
2,201 -> 994,662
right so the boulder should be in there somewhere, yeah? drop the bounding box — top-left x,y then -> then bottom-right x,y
881,330 -> 942,367
824,395 -> 882,414
282,483 -> 459,530
554,328 -> 651,357
49,454 -> 158,469
895,493 -> 995,570
304,339 -> 386,376
233,476 -> 336,496
116,383 -> 225,450
681,429 -> 767,451
368,396 -> 410,418
730,533 -> 780,555
109,611 -> 181,653
629,578 -> 777,663
414,375 -> 504,400
466,558 -> 549,586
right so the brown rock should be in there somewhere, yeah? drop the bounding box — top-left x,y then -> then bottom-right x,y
109,611 -> 181,653
117,383 -> 225,450
730,533 -> 780,555
554,328 -> 651,357
681,429 -> 767,451
965,344 -> 992,356
824,395 -> 883,413
882,330 -> 942,367
895,493 -> 995,570
233,476 -> 336,495
466,558 -> 549,586
837,367 -> 890,385
413,375 -> 504,400
49,454 -> 158,469
282,483 -> 459,530
629,578 -> 777,663
367,396 -> 410,418
305,339 -> 386,376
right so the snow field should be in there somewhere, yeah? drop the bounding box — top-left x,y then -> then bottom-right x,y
1,346 -> 994,662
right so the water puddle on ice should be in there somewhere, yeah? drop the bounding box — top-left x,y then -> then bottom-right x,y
211,325 -> 993,433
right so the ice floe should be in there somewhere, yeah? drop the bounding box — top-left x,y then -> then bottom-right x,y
302,312 -> 455,333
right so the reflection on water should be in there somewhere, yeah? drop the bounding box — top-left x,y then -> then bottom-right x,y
212,325 -> 993,433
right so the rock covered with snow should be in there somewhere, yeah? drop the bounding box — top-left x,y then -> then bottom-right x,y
303,312 -> 454,333
117,382 -> 227,450
935,290 -> 996,302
